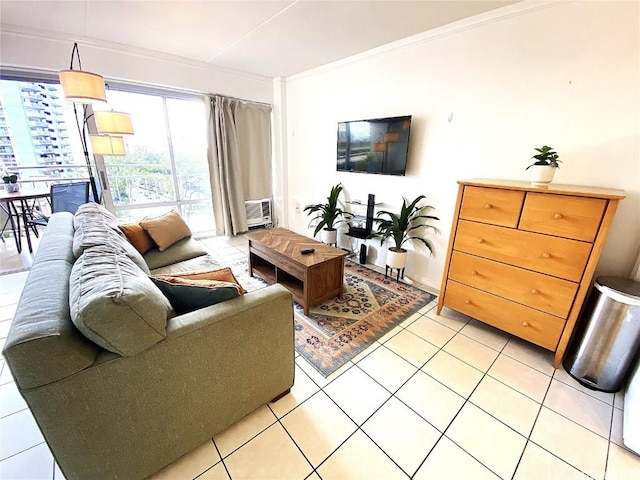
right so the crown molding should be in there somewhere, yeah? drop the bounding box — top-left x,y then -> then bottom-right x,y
288,0 -> 566,81
0,24 -> 274,84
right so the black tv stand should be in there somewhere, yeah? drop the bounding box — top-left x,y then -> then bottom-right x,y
346,194 -> 376,239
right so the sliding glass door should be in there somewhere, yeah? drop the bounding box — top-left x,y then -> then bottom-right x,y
96,90 -> 213,233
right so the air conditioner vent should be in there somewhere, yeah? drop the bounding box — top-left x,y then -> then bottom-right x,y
245,198 -> 272,228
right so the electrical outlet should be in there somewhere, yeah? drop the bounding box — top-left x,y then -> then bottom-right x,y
295,201 -> 301,214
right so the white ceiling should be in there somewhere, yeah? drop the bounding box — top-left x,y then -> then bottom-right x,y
1,0 -> 518,78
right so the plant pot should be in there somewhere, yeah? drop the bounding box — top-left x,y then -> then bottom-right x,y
320,228 -> 337,245
5,183 -> 19,193
529,165 -> 556,187
386,248 -> 408,269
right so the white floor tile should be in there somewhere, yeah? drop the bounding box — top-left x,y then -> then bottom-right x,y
611,407 -> 624,448
424,306 -> 470,332
470,376 -> 540,437
513,442 -> 590,480
422,350 -> 483,398
0,381 -> 28,418
396,370 -> 465,432
281,391 -> 357,467
0,443 -> 53,480
224,423 -> 312,480
197,462 -> 230,480
357,345 -> 417,393
214,405 -> 276,458
383,329 -> 438,368
149,440 -> 220,480
606,443 -> 640,480
488,354 -> 552,403
531,407 -> 609,479
0,363 -> 12,386
502,336 -> 555,376
553,366 -> 615,405
459,319 -> 510,351
544,379 -> 613,439
362,397 -> 441,476
0,410 -> 45,460
295,355 -> 352,389
443,333 -> 500,372
447,402 -> 527,479
323,366 -> 391,425
316,430 -> 406,480
414,436 -> 499,480
269,365 -> 320,418
406,315 -> 457,347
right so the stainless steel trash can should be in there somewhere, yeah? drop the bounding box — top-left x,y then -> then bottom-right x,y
563,276 -> 640,392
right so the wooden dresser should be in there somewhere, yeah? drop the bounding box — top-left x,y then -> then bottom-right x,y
437,179 -> 625,367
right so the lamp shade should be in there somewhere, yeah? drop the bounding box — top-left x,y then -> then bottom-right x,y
90,135 -> 126,155
58,70 -> 107,104
373,142 -> 386,153
384,132 -> 399,142
95,111 -> 134,135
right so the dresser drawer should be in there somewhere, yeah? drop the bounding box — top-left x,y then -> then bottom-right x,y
448,251 -> 579,318
519,193 -> 606,242
460,186 -> 525,228
454,220 -> 592,282
444,281 -> 565,351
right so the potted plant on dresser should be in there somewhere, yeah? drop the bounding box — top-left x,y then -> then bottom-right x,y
303,183 -> 352,245
526,145 -> 562,186
376,195 -> 439,275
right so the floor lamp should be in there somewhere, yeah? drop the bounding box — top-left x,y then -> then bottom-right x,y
59,43 -> 134,202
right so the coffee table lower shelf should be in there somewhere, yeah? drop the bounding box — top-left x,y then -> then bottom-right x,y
250,260 -> 304,304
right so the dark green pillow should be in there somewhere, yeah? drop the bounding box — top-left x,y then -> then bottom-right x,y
150,277 -> 241,315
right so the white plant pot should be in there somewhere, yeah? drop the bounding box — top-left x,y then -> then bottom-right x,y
320,228 -> 337,245
529,165 -> 556,187
386,248 -> 408,269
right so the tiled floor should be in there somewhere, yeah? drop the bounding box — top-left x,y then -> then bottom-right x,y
1,232 -> 640,479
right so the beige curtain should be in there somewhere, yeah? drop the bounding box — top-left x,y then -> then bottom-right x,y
205,95 -> 272,235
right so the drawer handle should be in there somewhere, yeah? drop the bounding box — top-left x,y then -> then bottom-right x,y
477,238 -> 485,244
470,270 -> 478,276
484,203 -> 493,209
531,288 -> 539,295
553,213 -> 563,219
464,299 -> 472,304
541,253 -> 551,258
522,321 -> 529,327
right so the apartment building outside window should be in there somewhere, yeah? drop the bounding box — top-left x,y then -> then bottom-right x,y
0,78 -> 214,234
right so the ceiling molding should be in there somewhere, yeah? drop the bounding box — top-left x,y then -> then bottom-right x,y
0,24 -> 274,84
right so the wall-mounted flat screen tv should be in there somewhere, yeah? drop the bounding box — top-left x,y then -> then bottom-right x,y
337,115 -> 411,176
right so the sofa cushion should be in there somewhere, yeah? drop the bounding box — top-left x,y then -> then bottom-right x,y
150,276 -> 242,315
158,268 -> 246,294
143,237 -> 209,270
140,211 -> 192,252
119,223 -> 155,254
74,208 -> 150,274
70,246 -> 172,356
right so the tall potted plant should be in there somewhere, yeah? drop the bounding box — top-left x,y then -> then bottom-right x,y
303,183 -> 352,244
376,195 -> 439,270
526,145 -> 562,186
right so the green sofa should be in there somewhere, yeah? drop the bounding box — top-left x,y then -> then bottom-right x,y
2,204 -> 294,480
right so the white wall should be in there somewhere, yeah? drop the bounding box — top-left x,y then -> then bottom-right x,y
282,1 -> 640,290
0,31 -> 273,103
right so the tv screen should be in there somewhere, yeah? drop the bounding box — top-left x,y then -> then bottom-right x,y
337,115 -> 411,176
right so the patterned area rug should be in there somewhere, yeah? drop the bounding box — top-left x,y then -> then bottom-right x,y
232,258 -> 436,377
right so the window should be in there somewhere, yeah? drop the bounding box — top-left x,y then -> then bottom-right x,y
0,76 -> 214,234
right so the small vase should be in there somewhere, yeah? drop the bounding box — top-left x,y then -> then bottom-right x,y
529,165 -> 556,187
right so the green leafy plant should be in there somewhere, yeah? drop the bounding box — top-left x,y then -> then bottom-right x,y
376,195 -> 439,254
2,174 -> 17,184
526,145 -> 562,170
303,183 -> 353,236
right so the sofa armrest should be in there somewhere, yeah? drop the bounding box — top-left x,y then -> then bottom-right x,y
165,284 -> 293,339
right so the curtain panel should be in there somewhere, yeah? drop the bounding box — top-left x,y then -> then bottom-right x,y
205,95 -> 272,235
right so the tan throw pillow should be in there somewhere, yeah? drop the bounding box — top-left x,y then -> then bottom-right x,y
159,268 -> 246,294
140,211 -> 192,252
119,223 -> 155,254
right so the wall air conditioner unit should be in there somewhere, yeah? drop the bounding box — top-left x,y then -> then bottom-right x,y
245,198 -> 272,228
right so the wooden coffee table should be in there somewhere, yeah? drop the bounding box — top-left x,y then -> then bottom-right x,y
247,228 -> 348,315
